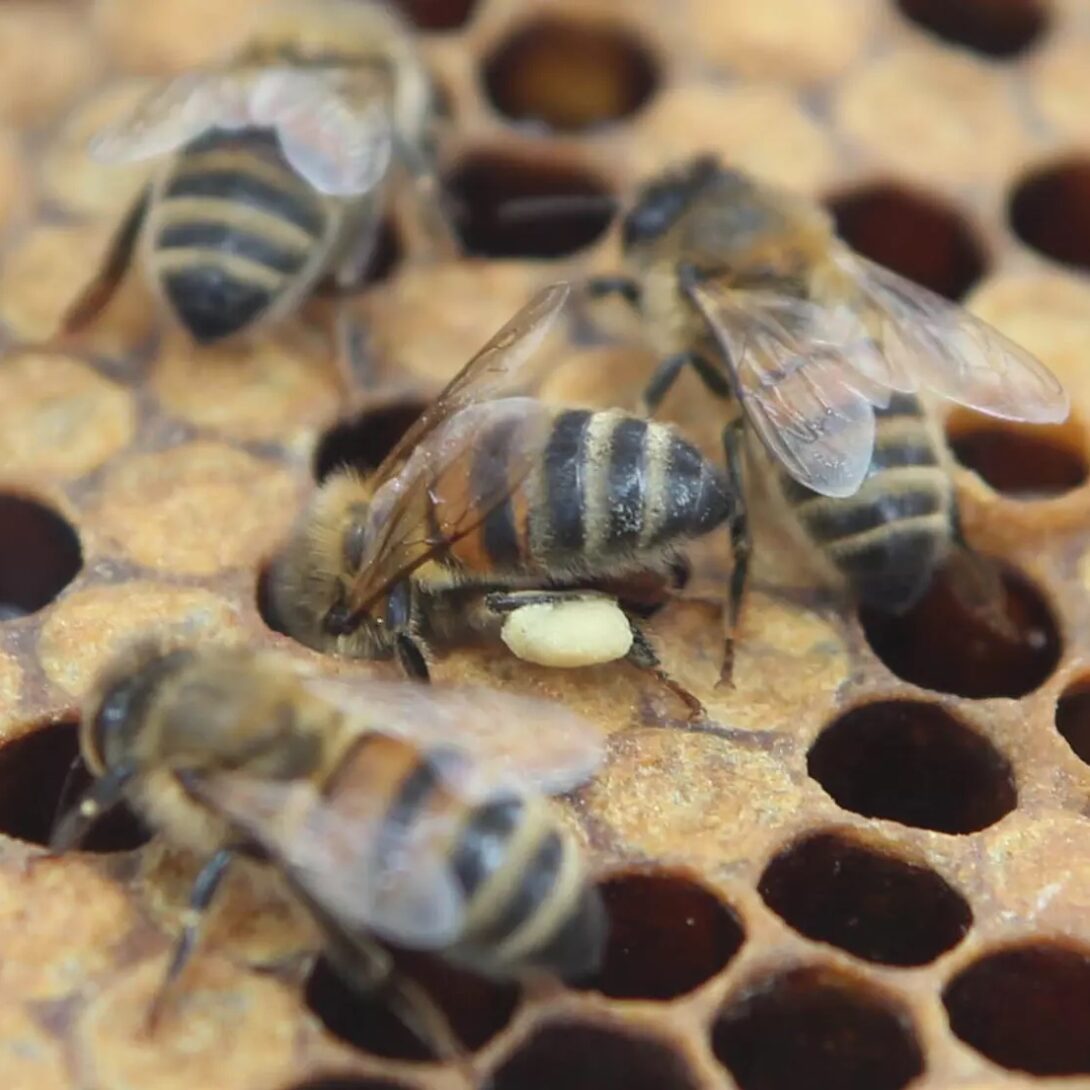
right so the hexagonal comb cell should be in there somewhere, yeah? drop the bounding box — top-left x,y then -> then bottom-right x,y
488,1020 -> 701,1090
859,563 -> 1061,698
1009,158 -> 1090,273
948,413 -> 1088,499
758,831 -> 971,966
828,182 -> 987,300
304,951 -> 518,1060
0,494 -> 81,620
808,700 -> 1016,832
1055,676 -> 1090,765
0,719 -> 148,852
574,869 -> 745,999
895,0 -> 1048,57
482,17 -> 659,132
445,150 -> 614,258
713,966 -> 924,1090
943,942 -> 1090,1075
313,399 -> 429,482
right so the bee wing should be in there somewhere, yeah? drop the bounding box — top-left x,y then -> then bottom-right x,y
89,69 -> 254,163
343,396 -> 555,616
688,279 -> 890,498
841,251 -> 1070,424
301,676 -> 604,797
364,283 -> 572,493
191,772 -> 466,949
91,66 -> 393,197
247,67 -> 393,196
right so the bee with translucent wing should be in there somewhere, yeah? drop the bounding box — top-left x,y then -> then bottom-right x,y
60,0 -> 453,387
50,642 -> 606,1055
269,282 -> 744,710
585,157 -> 1069,649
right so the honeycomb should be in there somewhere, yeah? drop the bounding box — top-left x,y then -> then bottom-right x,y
1,0 -> 1090,1088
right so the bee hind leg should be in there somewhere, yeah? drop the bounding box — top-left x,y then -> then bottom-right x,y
145,846 -> 238,1033
718,418 -> 751,689
627,625 -> 706,723
642,351 -> 732,416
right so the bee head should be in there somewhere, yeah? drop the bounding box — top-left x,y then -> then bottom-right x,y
268,471 -> 391,661
81,643 -> 199,778
621,155 -> 727,249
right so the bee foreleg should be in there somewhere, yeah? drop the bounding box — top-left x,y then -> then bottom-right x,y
145,846 -> 237,1033
58,185 -> 149,339
719,418 -> 751,689
395,633 -> 432,681
642,351 -> 731,416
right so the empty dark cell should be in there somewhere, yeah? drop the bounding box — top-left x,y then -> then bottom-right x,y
758,832 -> 971,966
489,1020 -> 699,1090
1056,678 -> 1090,765
305,951 -> 518,1060
483,17 -> 658,132
897,0 -> 1048,58
572,871 -> 743,999
949,419 -> 1087,498
445,151 -> 613,258
313,400 -> 427,482
829,184 -> 986,300
860,562 -> 1060,698
944,943 -> 1090,1075
1010,160 -> 1090,272
392,0 -> 478,31
714,967 -> 924,1090
0,720 -> 148,851
808,701 -> 1015,833
0,495 -> 81,619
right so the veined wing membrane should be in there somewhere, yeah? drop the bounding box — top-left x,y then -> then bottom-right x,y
302,674 -> 604,797
363,282 -> 572,493
190,771 -> 466,949
344,397 -> 553,616
843,251 -> 1070,424
688,280 -> 889,497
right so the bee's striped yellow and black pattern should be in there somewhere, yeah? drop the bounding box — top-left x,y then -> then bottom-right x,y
318,731 -> 605,980
783,393 -> 954,611
149,128 -> 332,342
434,408 -> 734,580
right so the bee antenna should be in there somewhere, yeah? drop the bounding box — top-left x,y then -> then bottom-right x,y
495,193 -> 621,225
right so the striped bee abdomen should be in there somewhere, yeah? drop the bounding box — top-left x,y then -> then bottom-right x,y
151,128 -> 331,342
450,793 -> 605,980
531,409 -> 735,569
787,394 -> 955,612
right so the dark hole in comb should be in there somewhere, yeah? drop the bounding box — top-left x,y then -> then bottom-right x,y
304,950 -> 518,1060
828,182 -> 987,301
758,831 -> 972,966
572,870 -> 744,999
1056,676 -> 1090,766
948,414 -> 1087,499
489,1019 -> 701,1090
944,942 -> 1090,1074
859,562 -> 1060,698
445,150 -> 613,259
1010,158 -> 1090,273
0,495 -> 81,621
313,399 -> 428,483
896,0 -> 1048,58
483,17 -> 659,133
0,719 -> 149,852
713,966 -> 924,1090
392,0 -> 478,31
808,700 -> 1016,833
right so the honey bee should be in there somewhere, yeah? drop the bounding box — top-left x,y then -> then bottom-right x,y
268,282 -> 744,700
60,0 -> 452,384
51,641 -> 606,1053
585,156 -> 1069,625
